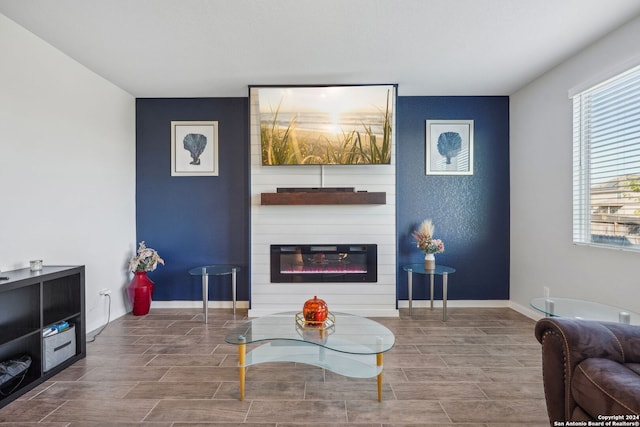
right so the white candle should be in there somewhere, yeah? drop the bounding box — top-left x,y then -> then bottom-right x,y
545,299 -> 555,315
30,260 -> 43,272
619,311 -> 631,324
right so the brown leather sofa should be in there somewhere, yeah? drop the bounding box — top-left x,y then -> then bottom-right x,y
535,317 -> 640,423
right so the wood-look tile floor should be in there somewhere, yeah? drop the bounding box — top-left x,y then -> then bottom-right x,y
0,307 -> 550,426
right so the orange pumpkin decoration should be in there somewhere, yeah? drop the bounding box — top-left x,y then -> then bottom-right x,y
303,296 -> 328,323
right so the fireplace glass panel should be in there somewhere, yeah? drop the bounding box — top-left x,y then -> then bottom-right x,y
271,244 -> 377,283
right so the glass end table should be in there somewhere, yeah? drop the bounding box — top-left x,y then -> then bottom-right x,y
530,297 -> 640,325
402,263 -> 456,320
188,264 -> 240,323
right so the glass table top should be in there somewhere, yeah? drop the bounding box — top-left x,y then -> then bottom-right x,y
402,263 -> 456,275
224,312 -> 395,355
530,297 -> 640,325
188,265 -> 240,276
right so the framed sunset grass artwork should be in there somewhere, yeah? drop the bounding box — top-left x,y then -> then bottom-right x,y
254,84 -> 396,166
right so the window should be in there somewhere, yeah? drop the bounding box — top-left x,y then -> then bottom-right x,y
572,64 -> 640,251
593,206 -> 621,214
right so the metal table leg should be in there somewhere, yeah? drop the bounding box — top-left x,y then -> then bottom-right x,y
407,269 -> 413,315
231,267 -> 237,315
201,268 -> 209,324
430,273 -> 434,310
442,272 -> 448,321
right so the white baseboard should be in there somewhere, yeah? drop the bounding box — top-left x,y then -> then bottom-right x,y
150,300 -> 399,318
148,299 -> 545,322
397,299 -> 510,309
248,307 -> 400,318
509,300 -> 545,321
150,300 -> 249,309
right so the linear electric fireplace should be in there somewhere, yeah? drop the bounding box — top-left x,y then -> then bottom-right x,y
270,244 -> 377,283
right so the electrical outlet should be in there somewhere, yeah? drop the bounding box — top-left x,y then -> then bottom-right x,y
543,286 -> 550,298
99,288 -> 111,296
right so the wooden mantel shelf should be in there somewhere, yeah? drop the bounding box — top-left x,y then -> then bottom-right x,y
261,191 -> 386,205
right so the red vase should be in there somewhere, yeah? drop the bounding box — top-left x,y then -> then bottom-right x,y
128,271 -> 154,316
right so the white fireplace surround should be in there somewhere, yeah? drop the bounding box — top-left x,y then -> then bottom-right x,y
248,87 -> 398,317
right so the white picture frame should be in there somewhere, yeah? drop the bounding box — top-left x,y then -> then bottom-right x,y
426,119 -> 474,175
171,121 -> 219,176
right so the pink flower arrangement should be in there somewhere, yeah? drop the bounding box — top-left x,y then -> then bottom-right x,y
412,219 -> 445,254
129,241 -> 164,272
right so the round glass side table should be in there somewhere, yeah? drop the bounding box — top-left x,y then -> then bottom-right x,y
402,263 -> 456,320
189,264 -> 240,323
530,297 -> 640,324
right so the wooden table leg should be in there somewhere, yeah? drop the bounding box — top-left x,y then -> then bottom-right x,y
376,352 -> 383,402
238,336 -> 246,400
376,335 -> 384,402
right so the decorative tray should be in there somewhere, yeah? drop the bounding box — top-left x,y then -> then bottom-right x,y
295,311 -> 336,330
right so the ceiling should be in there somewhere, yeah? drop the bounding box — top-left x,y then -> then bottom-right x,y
1,0 -> 640,98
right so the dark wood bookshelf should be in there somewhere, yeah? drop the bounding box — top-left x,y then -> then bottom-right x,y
0,266 -> 85,408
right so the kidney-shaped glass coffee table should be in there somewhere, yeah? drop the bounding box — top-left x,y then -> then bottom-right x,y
224,312 -> 395,401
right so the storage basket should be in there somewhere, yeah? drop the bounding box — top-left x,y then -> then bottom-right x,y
43,325 -> 75,372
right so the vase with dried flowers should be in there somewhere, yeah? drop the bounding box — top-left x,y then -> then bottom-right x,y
128,241 -> 164,316
412,219 -> 444,270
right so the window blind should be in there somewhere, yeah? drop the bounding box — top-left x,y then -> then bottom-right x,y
572,64 -> 640,250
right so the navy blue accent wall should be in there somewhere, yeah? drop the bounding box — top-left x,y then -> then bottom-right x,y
135,96 -> 508,305
135,98 -> 250,302
396,97 -> 510,301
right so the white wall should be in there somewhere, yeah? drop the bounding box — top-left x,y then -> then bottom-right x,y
249,88 -> 398,317
510,16 -> 640,317
0,14 -> 136,334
